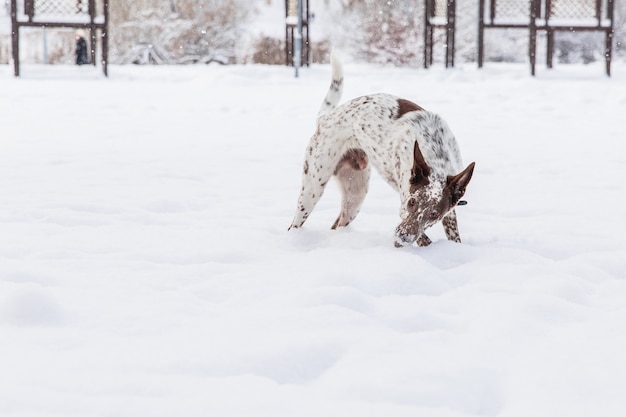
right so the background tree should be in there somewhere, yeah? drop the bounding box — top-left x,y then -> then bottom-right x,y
110,0 -> 251,64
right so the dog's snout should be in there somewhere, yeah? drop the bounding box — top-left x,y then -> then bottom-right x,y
394,225 -> 418,247
394,234 -> 416,247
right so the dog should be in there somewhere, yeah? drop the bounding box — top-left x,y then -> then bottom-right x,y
288,53 -> 475,248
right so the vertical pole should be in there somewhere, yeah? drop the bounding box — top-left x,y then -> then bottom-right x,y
103,0 -> 109,76
285,27 -> 289,65
444,2 -> 450,67
529,0 -> 537,76
477,0 -> 484,68
10,0 -> 19,76
25,0 -> 33,21
285,0 -> 289,66
43,26 -> 48,64
305,0 -> 310,66
89,0 -> 96,66
546,29 -> 554,69
294,0 -> 302,77
605,0 -> 614,76
423,0 -> 429,68
605,29 -> 612,76
446,0 -> 456,67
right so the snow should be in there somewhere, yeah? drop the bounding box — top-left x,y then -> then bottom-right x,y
1,61 -> 626,417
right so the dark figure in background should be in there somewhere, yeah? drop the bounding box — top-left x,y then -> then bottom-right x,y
75,30 -> 90,65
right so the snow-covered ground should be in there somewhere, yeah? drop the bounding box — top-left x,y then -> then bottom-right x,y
1,61 -> 625,417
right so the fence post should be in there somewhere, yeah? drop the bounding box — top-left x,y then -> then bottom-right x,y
293,0 -> 302,77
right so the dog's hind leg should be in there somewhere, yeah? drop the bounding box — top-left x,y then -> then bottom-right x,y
288,136 -> 345,230
331,150 -> 370,229
442,209 -> 461,243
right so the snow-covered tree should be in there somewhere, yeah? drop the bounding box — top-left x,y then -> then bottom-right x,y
171,0 -> 251,64
110,0 -> 251,64
319,0 -> 624,66
331,0 -> 422,66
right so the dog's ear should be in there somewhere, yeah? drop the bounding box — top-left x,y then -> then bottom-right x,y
447,162 -> 475,205
410,141 -> 431,187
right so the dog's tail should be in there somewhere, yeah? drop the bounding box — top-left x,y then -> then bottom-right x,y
317,50 -> 343,120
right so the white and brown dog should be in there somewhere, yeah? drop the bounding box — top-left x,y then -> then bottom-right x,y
288,53 -> 475,248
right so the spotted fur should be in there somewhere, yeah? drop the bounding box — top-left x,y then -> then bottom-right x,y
288,54 -> 475,247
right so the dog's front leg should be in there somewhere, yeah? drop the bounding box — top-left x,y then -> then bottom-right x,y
442,209 -> 461,243
416,233 -> 432,247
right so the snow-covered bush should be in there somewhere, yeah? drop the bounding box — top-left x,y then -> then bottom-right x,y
250,36 -> 285,64
333,0 -> 422,66
110,0 -> 251,64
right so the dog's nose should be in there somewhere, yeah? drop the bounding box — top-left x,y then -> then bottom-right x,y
394,233 -> 416,247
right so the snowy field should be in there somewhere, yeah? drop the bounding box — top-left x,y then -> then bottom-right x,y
1,61 -> 625,417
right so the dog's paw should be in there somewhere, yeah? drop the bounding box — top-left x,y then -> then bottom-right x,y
416,234 -> 432,247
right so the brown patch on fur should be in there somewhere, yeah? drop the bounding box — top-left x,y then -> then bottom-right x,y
395,99 -> 424,119
334,148 -> 368,174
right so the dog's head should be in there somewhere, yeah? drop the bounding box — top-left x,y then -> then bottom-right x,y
394,142 -> 475,247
